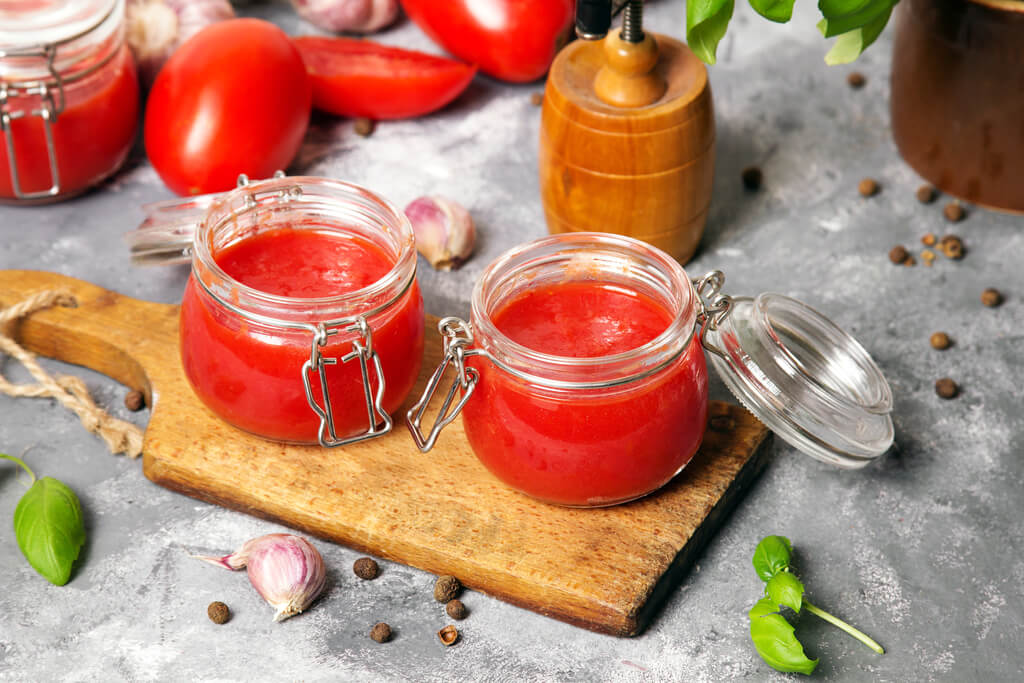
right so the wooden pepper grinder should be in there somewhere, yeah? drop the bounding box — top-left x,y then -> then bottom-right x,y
539,0 -> 714,264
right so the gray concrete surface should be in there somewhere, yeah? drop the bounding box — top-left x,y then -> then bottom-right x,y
1,1 -> 1022,681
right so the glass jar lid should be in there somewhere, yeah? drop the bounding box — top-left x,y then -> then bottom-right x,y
0,0 -> 120,81
702,290 -> 894,469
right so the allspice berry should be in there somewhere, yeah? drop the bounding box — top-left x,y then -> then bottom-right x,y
438,625 -> 459,646
353,117 -> 376,137
943,202 -> 966,222
124,390 -> 145,412
434,575 -> 462,603
889,245 -> 909,264
741,166 -> 762,191
370,622 -> 392,643
207,601 -> 230,625
929,332 -> 952,350
353,557 -> 379,580
858,177 -> 879,197
935,378 -> 959,399
446,599 -> 468,620
847,72 -> 866,89
916,184 -> 937,204
981,288 -> 1004,308
939,234 -> 965,260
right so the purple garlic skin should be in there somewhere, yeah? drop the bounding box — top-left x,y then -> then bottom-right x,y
196,533 -> 327,622
290,0 -> 399,34
405,196 -> 476,271
126,0 -> 235,86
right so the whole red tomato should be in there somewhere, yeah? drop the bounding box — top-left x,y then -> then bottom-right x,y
145,19 -> 311,196
401,0 -> 574,83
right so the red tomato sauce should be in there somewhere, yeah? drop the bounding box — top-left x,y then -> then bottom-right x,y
462,282 -> 707,506
180,227 -> 424,443
0,45 -> 139,200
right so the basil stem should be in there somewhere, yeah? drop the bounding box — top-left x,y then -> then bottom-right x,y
804,601 -> 885,654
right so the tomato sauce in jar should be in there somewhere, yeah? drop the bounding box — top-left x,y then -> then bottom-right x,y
464,281 -> 707,506
179,178 -> 424,445
1,0 -> 139,202
410,233 -> 708,507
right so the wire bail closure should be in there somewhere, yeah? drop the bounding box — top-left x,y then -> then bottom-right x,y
303,316 -> 393,448
406,316 -> 480,452
693,270 -> 733,360
0,43 -> 66,200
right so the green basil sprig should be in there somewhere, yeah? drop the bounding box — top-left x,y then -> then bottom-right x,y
686,0 -> 899,64
748,535 -> 884,675
1,453 -> 85,586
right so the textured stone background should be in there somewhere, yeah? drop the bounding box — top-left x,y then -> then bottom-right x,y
1,1 -> 1022,681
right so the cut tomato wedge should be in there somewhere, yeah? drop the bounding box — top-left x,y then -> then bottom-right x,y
293,36 -> 477,120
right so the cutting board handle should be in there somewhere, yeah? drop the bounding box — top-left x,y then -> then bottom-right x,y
0,270 -> 180,405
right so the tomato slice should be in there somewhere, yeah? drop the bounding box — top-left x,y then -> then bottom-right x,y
293,37 -> 477,120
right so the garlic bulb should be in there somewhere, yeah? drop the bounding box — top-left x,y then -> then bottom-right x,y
290,0 -> 399,34
404,196 -> 476,271
196,533 -> 327,622
126,0 -> 235,85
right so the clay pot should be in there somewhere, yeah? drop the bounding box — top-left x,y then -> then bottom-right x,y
890,0 -> 1024,213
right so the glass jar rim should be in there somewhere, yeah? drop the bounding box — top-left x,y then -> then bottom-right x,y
0,0 -> 122,83
192,176 -> 417,327
469,232 -> 697,389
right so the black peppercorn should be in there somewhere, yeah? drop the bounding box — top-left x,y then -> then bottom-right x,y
741,166 -> 762,191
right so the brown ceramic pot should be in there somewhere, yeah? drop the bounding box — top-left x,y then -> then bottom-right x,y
890,0 -> 1024,213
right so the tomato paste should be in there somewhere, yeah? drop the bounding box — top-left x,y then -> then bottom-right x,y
0,45 -> 139,200
462,281 -> 708,506
180,227 -> 424,443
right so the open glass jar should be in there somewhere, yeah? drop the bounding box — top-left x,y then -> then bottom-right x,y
171,175 -> 424,446
409,233 -> 894,507
1,0 -> 139,203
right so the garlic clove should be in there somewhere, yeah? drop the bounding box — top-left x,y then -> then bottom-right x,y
290,0 -> 399,34
195,533 -> 327,622
404,196 -> 476,271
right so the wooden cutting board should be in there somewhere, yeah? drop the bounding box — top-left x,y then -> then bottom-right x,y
0,270 -> 771,636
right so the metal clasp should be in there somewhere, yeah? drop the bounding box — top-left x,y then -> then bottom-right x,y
406,317 -> 480,452
693,270 -> 734,360
1,43 -> 66,200
302,316 -> 392,448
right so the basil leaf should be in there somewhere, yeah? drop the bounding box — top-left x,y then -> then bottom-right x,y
818,0 -> 873,18
752,535 -> 792,581
749,597 -> 819,674
824,3 -> 893,64
767,571 -> 804,612
14,476 -> 86,586
749,0 -> 795,23
687,0 -> 735,65
817,0 -> 895,37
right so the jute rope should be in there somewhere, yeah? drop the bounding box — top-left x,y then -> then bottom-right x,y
0,290 -> 144,458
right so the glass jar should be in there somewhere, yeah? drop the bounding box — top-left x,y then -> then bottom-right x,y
409,233 -> 895,507
890,0 -> 1024,212
1,0 -> 139,203
179,176 -> 425,446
